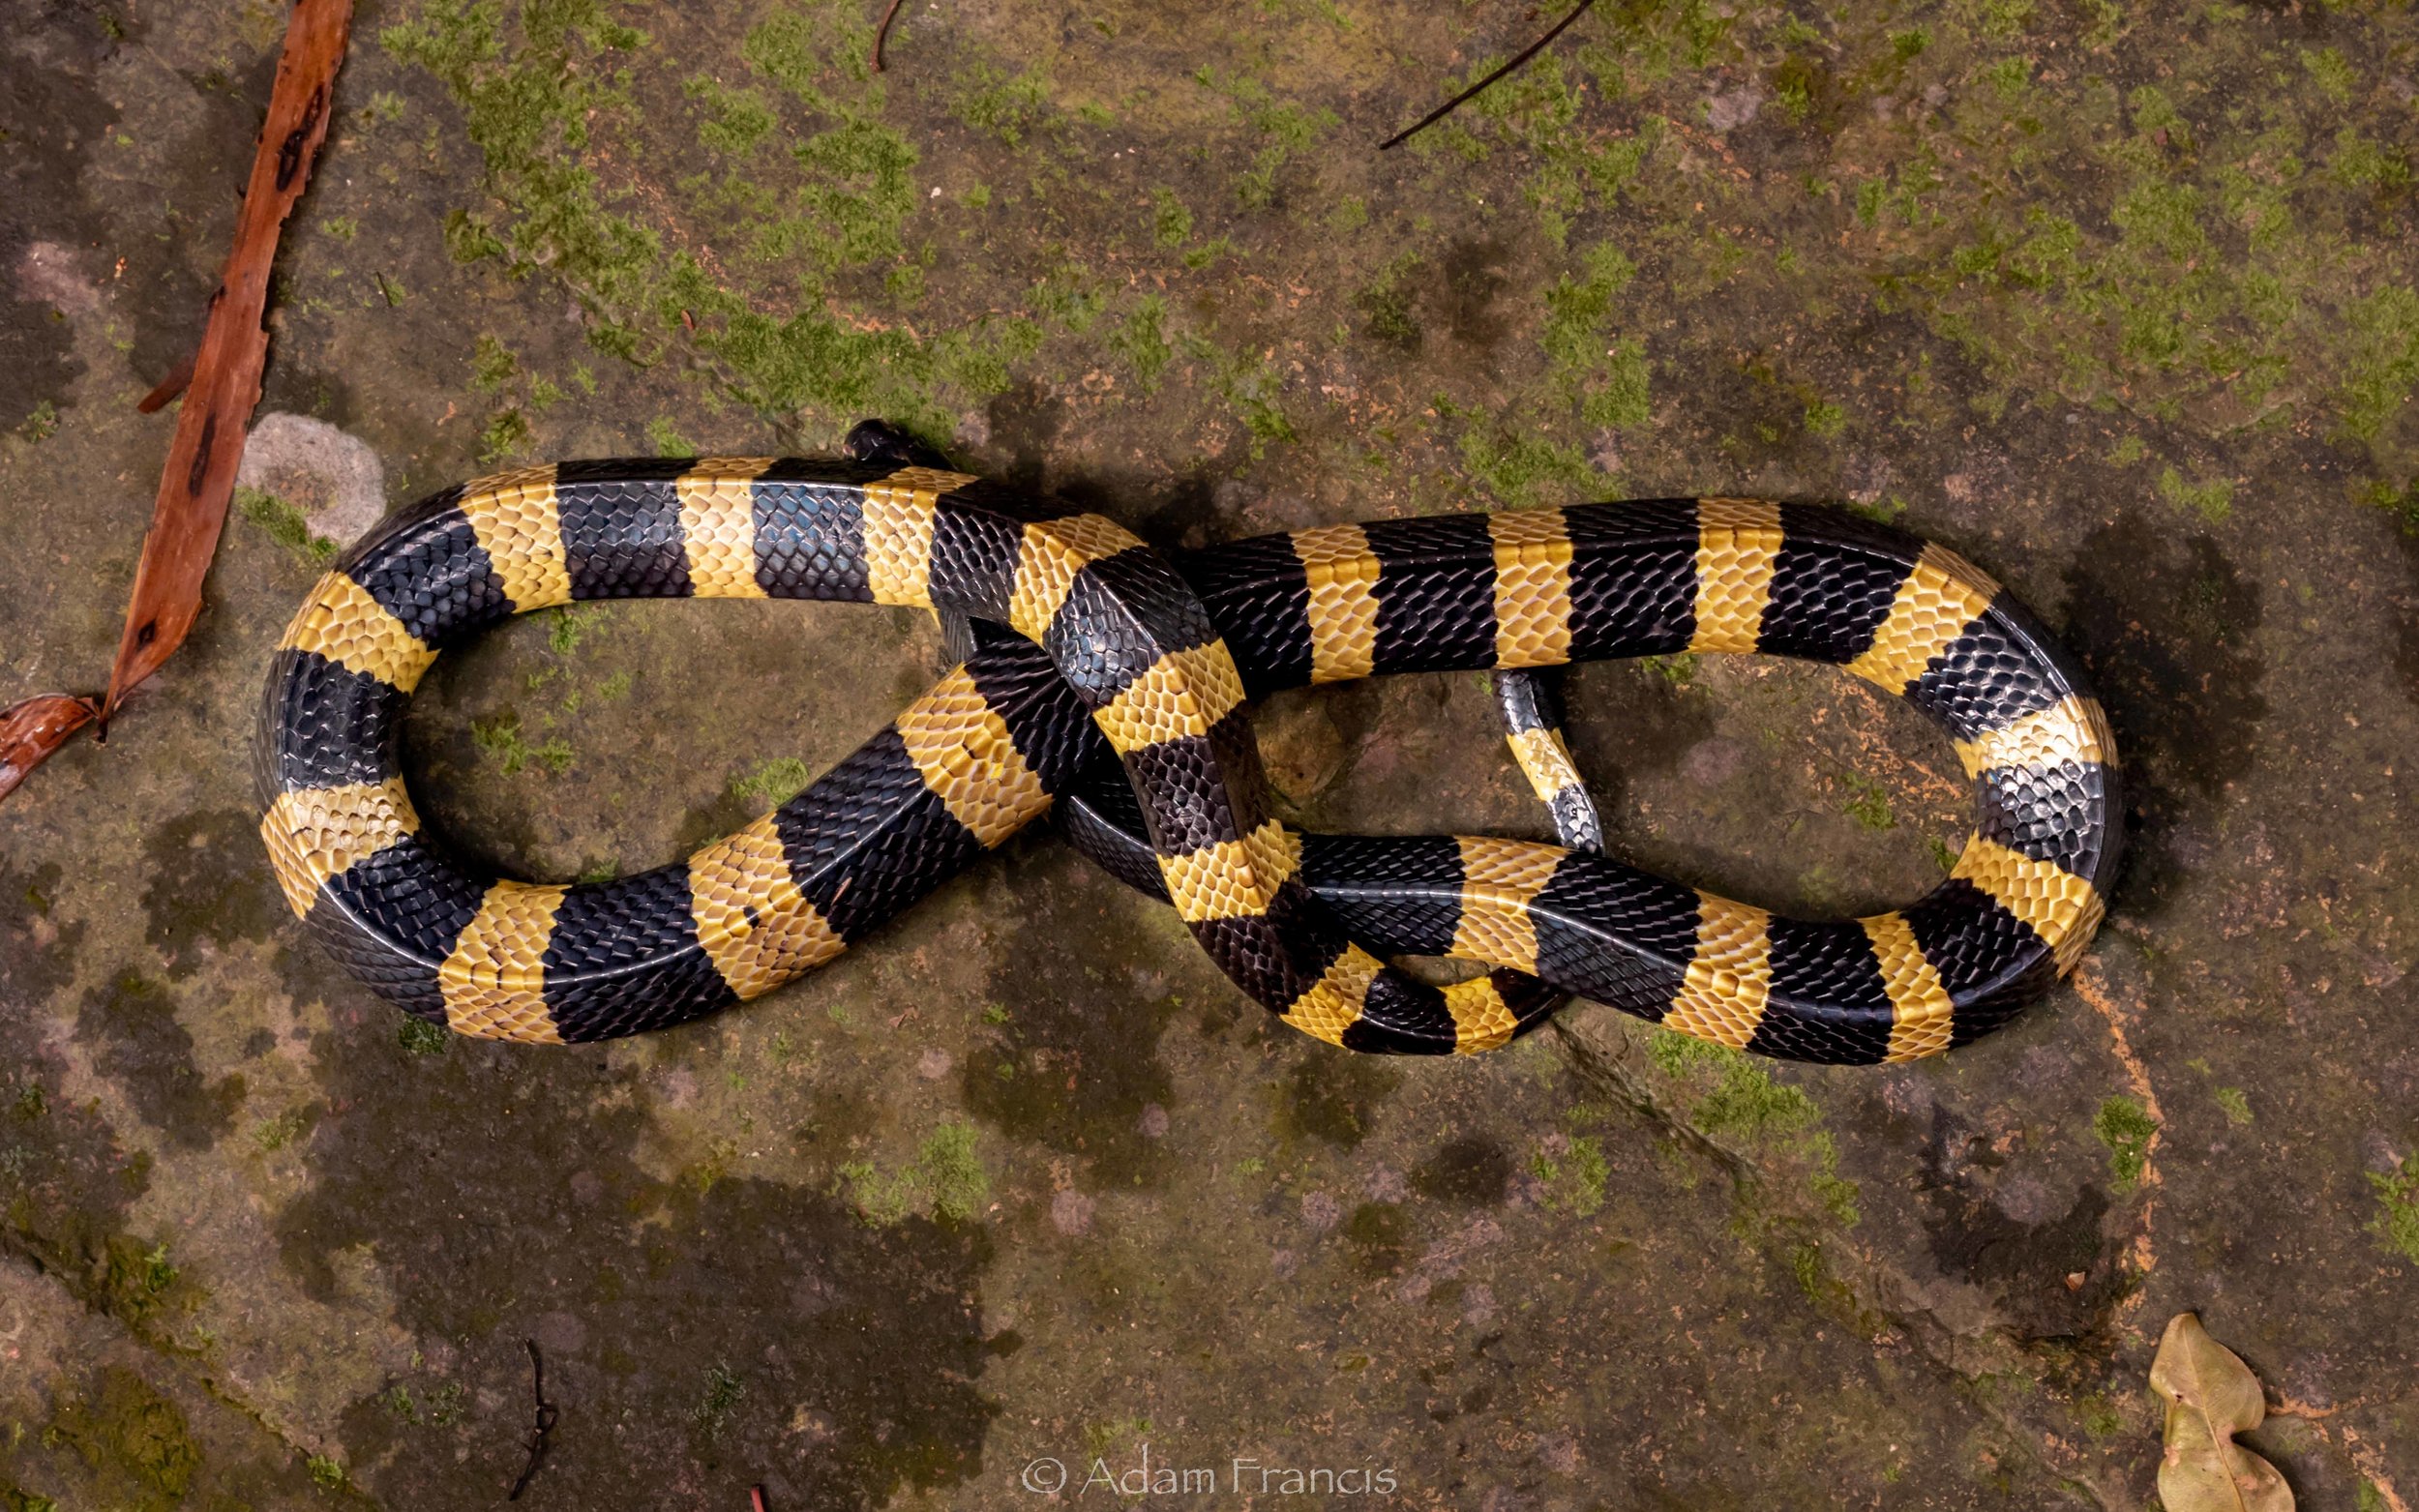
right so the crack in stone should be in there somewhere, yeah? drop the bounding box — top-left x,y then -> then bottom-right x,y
0,1242 -> 388,1508
1549,1015 -> 2133,1512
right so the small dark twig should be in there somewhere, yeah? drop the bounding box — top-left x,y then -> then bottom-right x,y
1379,0 -> 1601,151
870,0 -> 908,73
508,1339 -> 559,1501
136,350 -> 196,414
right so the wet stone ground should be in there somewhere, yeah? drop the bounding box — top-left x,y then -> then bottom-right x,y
4,0 -> 2418,1506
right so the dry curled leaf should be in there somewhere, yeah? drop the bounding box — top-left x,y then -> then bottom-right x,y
2151,1313 -> 2295,1512
0,695 -> 99,801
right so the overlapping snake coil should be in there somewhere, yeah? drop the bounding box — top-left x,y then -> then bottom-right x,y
259,444 -> 2119,1063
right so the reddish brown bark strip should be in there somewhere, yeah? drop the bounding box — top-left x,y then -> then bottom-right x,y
0,695 -> 100,802
100,0 -> 354,726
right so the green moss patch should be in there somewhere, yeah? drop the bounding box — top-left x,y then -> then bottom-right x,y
396,1015 -> 452,1056
2092,1096 -> 2158,1190
384,0 -> 1039,431
2371,1153 -> 2419,1264
234,487 -> 337,565
46,1368 -> 199,1512
839,1120 -> 991,1225
1529,1134 -> 1611,1216
1646,1029 -> 1860,1225
731,756 -> 813,811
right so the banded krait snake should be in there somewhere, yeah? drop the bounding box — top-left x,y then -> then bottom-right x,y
259,426 -> 2120,1062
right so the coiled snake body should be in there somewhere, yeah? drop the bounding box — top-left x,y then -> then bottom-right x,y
259,442 -> 2119,1062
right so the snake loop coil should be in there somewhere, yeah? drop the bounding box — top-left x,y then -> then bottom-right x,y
258,429 -> 2120,1063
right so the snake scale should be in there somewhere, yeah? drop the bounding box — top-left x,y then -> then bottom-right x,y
258,429 -> 2120,1063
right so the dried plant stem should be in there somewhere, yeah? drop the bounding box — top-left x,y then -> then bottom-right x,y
1380,0 -> 1600,151
871,0 -> 908,72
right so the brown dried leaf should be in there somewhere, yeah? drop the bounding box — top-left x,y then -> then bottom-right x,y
0,695 -> 100,801
101,0 -> 353,720
2151,1313 -> 2295,1512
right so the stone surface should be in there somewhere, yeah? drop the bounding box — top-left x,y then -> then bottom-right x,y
236,411 -> 388,546
3,0 -> 2417,1508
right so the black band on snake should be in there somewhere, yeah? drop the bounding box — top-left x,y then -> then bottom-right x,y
258,436 -> 2120,1063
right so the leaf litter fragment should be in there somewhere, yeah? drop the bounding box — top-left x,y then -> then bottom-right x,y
0,695 -> 100,802
2151,1312 -> 2294,1512
0,0 -> 353,809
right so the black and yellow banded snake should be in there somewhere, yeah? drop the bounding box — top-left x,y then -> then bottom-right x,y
258,424 -> 2120,1062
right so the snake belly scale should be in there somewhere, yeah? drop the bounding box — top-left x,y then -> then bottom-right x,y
260,457 -> 2121,1063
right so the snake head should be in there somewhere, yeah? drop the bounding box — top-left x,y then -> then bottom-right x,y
843,418 -> 954,471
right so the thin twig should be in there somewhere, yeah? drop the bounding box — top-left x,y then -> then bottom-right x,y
508,1339 -> 559,1500
1379,0 -> 1600,151
870,0 -> 908,73
135,349 -> 195,414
